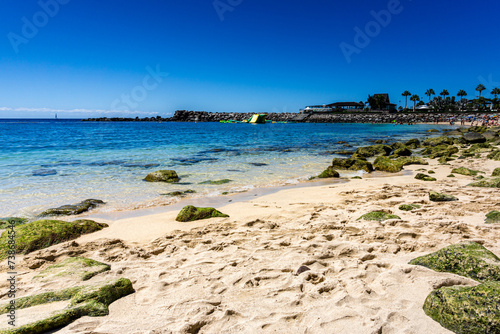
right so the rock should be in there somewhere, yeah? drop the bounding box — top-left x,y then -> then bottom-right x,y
467,178 -> 500,188
429,191 -> 458,202
0,278 -> 134,333
0,217 -> 28,229
373,156 -> 403,173
426,129 -> 440,132
447,174 -> 455,177
354,145 -> 392,158
415,173 -> 436,181
487,150 -> 500,161
32,168 -> 57,176
428,170 -> 435,174
462,132 -> 486,143
175,205 -> 229,222
485,211 -> 500,224
161,190 -> 196,197
330,158 -> 374,173
399,204 -> 421,211
423,281 -> 500,334
393,146 -> 412,157
333,150 -> 355,156
438,156 -> 453,164
423,136 -> 454,147
351,176 -> 362,179
199,179 -> 232,185
144,170 -> 179,182
317,166 -> 340,179
296,265 -> 311,275
421,145 -> 459,158
482,130 -> 499,140
492,168 -> 500,177
390,142 -> 406,150
40,199 -> 105,216
357,211 -> 401,221
451,167 -> 482,176
410,241 -> 500,281
405,138 -> 421,149
35,257 -> 110,281
464,142 -> 493,153
0,219 -> 108,259
373,139 -> 387,144
397,156 -> 429,166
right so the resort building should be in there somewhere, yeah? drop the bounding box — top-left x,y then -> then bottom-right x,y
300,101 -> 365,113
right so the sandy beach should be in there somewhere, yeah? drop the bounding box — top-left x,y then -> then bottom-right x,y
1,139 -> 499,334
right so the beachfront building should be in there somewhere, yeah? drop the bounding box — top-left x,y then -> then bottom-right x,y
366,94 -> 397,112
300,101 -> 365,113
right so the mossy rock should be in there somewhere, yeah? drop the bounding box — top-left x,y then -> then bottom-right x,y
485,211 -> 500,224
428,170 -> 435,174
399,204 -> 421,211
393,146 -> 412,157
467,178 -> 500,188
373,156 -> 403,173
438,156 -> 453,164
175,205 -> 229,222
357,211 -> 401,221
351,176 -> 362,179
415,173 -> 437,181
0,278 -> 134,334
423,136 -> 454,147
354,144 -> 392,158
40,199 -> 105,217
473,175 -> 485,180
0,217 -> 27,229
409,242 -> 500,282
429,191 -> 458,202
451,167 -> 482,176
35,257 -> 111,281
0,219 -> 108,260
462,132 -> 487,144
487,150 -> 500,161
405,138 -> 421,149
397,156 -> 428,166
144,170 -> 179,183
331,158 -> 373,173
426,129 -> 440,133
199,179 -> 232,185
447,174 -> 455,178
492,168 -> 500,177
423,281 -> 500,334
464,142 -> 493,153
421,145 -> 459,159
390,142 -> 406,150
161,189 -> 196,197
318,166 -> 340,179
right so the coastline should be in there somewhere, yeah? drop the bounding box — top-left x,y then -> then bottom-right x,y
1,126 -> 499,333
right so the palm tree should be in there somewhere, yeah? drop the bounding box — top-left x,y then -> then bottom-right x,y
410,94 -> 420,111
476,84 -> 486,97
425,89 -> 435,103
440,89 -> 449,99
491,87 -> 500,98
402,91 -> 411,109
457,89 -> 467,101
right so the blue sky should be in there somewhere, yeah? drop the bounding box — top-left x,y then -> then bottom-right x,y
0,0 -> 499,118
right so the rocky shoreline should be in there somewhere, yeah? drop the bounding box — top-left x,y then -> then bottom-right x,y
83,110 -> 495,123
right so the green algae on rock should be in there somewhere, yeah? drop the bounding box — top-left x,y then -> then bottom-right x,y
354,144 -> 392,158
40,199 -> 105,216
144,170 -> 179,182
415,173 -> 437,181
317,166 -> 340,179
405,138 -> 421,149
161,189 -> 196,197
485,211 -> 500,224
467,178 -> 500,188
487,150 -> 500,161
0,219 -> 108,260
423,136 -> 454,147
451,167 -> 482,176
423,281 -> 500,334
421,145 -> 459,159
35,257 -> 111,281
357,211 -> 401,222
373,156 -> 403,173
0,217 -> 27,229
399,204 -> 421,211
392,146 -> 412,157
0,278 -> 134,334
330,157 -> 374,173
176,205 -> 229,222
447,174 -> 455,177
199,179 -> 232,185
492,168 -> 500,177
409,242 -> 500,282
429,191 -> 458,202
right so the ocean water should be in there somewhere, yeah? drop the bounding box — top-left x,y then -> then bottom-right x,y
0,119 -> 452,217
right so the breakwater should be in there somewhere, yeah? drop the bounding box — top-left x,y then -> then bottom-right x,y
83,110 -> 488,123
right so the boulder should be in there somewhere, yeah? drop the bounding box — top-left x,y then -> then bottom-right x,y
451,167 -> 482,176
357,211 -> 401,221
317,166 -> 340,179
426,129 -> 440,133
0,217 -> 27,229
176,205 -> 229,222
35,257 -> 111,281
421,145 -> 459,158
482,130 -> 499,140
409,241 -> 500,281
393,146 -> 412,157
423,136 -> 454,147
415,173 -> 436,181
429,191 -> 458,202
487,150 -> 500,161
0,219 -> 108,259
462,132 -> 486,143
199,179 -> 232,185
161,189 -> 196,197
331,158 -> 374,173
467,178 -> 500,188
492,168 -> 500,177
485,211 -> 500,224
40,199 -> 105,216
399,204 -> 421,211
144,170 -> 179,183
423,281 -> 500,334
354,145 -> 392,158
405,138 -> 421,149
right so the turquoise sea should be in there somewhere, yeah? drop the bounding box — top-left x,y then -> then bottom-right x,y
0,119 -> 452,217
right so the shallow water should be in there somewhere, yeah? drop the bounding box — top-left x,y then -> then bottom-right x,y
0,119 -> 452,217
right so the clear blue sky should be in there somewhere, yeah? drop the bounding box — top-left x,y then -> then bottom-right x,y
1,0 -> 499,118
